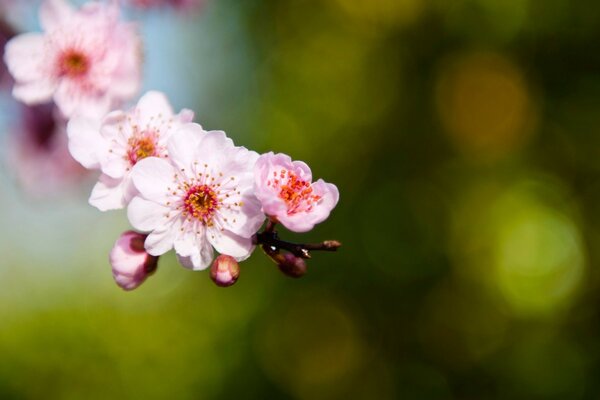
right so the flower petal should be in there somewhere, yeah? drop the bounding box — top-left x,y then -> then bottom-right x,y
89,174 -> 126,211
130,157 -> 176,202
12,80 -> 56,105
176,237 -> 214,271
127,196 -> 170,232
136,91 -> 174,126
4,33 -> 46,83
145,227 -> 175,256
166,123 -> 206,170
208,228 -> 255,260
39,0 -> 74,32
67,115 -> 105,169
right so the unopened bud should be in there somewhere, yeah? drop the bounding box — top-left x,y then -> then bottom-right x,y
277,253 -> 307,278
210,255 -> 240,287
109,231 -> 158,291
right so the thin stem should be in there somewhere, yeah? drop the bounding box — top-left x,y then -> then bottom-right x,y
255,230 -> 341,259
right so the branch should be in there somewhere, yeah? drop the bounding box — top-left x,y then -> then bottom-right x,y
254,229 -> 341,259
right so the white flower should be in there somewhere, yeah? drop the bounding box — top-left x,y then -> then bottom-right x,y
127,126 -> 265,270
67,90 -> 194,210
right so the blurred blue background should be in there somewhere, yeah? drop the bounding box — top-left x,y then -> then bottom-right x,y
2,0 -> 600,398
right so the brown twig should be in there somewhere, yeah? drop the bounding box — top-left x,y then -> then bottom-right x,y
254,226 -> 341,259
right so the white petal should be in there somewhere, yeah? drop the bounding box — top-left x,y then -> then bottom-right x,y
54,81 -> 112,119
197,130 -> 235,169
208,228 -> 255,259
89,174 -> 126,211
66,115 -> 105,169
127,196 -> 170,232
220,193 -> 265,237
166,123 -> 206,170
136,91 -> 174,125
12,80 -> 56,105
176,238 -> 214,271
4,33 -> 46,83
145,228 -> 175,256
130,157 -> 176,202
173,224 -> 200,257
39,0 -> 74,32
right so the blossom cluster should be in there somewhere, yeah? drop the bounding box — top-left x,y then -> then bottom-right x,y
2,0 -> 340,290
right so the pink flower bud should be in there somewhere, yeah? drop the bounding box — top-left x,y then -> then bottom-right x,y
109,231 -> 158,291
210,255 -> 240,287
277,253 -> 307,278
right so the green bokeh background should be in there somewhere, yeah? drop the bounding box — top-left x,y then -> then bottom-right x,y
2,0 -> 600,398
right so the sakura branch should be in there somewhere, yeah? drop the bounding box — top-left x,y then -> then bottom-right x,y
1,0 -> 341,290
254,220 -> 342,278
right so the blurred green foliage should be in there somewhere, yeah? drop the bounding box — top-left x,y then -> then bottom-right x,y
3,0 -> 600,398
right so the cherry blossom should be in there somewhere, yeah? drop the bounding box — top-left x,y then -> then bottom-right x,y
127,127 -> 265,270
254,152 -> 339,232
127,0 -> 205,12
67,91 -> 194,211
110,231 -> 158,290
3,0 -> 141,118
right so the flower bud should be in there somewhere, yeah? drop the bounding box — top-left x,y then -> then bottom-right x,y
109,231 -> 158,291
210,255 -> 240,287
277,253 -> 307,278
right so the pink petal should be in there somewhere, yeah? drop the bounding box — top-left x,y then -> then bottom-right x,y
54,81 -> 113,119
4,33 -> 46,83
292,159 -> 312,182
179,109 -> 195,123
130,157 -> 176,202
39,0 -> 74,32
279,180 -> 339,232
12,80 -> 56,105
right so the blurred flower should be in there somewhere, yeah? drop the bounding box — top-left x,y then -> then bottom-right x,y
127,129 -> 265,270
210,254 -> 240,287
128,0 -> 205,12
67,91 -> 194,211
110,230 -> 158,290
5,103 -> 87,197
254,152 -> 339,232
3,0 -> 142,118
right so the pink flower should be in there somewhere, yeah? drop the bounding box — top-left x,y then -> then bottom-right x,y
254,152 -> 339,232
110,231 -> 158,291
127,127 -> 265,270
128,0 -> 205,12
3,0 -> 141,118
67,91 -> 194,211
210,254 -> 240,287
5,103 -> 88,197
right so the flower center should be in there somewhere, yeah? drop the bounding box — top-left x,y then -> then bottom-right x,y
183,184 -> 220,224
58,50 -> 90,78
127,132 -> 159,165
268,169 -> 322,215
